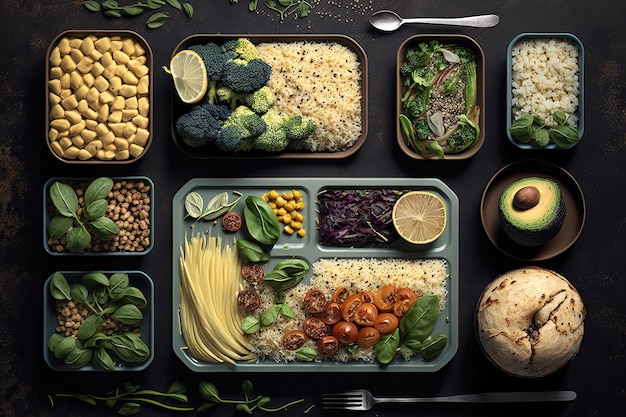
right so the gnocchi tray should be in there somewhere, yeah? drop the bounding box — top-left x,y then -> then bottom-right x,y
172,178 -> 459,372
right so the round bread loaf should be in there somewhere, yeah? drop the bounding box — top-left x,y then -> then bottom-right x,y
475,266 -> 585,377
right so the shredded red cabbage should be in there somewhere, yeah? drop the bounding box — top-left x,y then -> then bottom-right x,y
317,188 -> 406,247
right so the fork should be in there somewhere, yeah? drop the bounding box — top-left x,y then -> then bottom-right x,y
322,389 -> 577,411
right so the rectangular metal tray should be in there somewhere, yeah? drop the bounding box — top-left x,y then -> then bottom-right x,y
172,178 -> 458,372
170,34 -> 368,159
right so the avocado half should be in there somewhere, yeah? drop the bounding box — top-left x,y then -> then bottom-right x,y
498,177 -> 566,246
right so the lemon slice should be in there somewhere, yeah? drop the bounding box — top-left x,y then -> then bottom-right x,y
392,191 -> 447,244
167,50 -> 207,104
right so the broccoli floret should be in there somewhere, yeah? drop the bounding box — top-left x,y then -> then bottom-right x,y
188,42 -> 238,103
176,103 -> 232,148
447,114 -> 480,153
222,38 -> 260,63
453,46 -> 476,63
283,115 -> 316,141
216,86 -> 247,109
242,86 -> 275,114
253,110 -> 291,152
221,58 -> 272,93
215,105 -> 267,152
414,119 -> 432,141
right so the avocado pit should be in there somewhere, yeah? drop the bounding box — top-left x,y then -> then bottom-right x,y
513,186 -> 540,210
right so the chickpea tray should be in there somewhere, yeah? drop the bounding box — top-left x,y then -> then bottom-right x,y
43,176 -> 154,255
396,34 -> 485,160
44,270 -> 154,371
172,177 -> 459,372
46,30 -> 153,163
506,33 -> 584,150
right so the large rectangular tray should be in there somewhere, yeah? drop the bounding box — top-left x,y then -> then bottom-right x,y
172,178 -> 458,372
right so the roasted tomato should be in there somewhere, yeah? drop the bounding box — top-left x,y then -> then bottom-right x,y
317,335 -> 339,356
332,286 -> 350,305
354,302 -> 379,326
360,291 -> 376,304
241,263 -> 264,283
374,285 -> 398,312
281,330 -> 307,351
237,289 -> 260,312
332,321 -> 358,344
222,212 -> 243,232
303,289 -> 327,314
303,317 -> 328,340
340,293 -> 362,322
374,313 -> 399,334
319,302 -> 342,325
393,300 -> 411,317
356,327 -> 381,348
397,288 -> 419,305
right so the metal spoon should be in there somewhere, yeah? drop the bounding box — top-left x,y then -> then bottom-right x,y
369,10 -> 500,32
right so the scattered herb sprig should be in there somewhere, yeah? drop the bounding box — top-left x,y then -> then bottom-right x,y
184,191 -> 243,223
48,177 -> 120,252
51,380 -> 313,415
230,0 -> 313,21
509,110 -> 580,147
83,0 -> 194,28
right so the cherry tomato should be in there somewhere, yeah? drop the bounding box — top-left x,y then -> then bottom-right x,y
319,302 -> 342,325
340,294 -> 362,322
281,330 -> 307,351
241,263 -> 264,283
374,312 -> 399,334
393,300 -> 411,317
303,317 -> 328,340
360,291 -> 376,304
354,302 -> 379,326
397,288 -> 419,305
303,289 -> 327,314
332,321 -> 358,344
332,286 -> 350,305
317,335 -> 339,356
356,327 -> 381,348
237,289 -> 260,312
222,212 -> 242,232
374,285 -> 398,312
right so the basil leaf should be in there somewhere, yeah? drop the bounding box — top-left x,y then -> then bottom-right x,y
88,216 -> 120,240
146,11 -> 169,28
48,333 -> 64,352
108,273 -> 130,299
111,304 -> 143,325
295,346 -> 317,362
50,271 -> 71,300
166,0 -> 182,9
82,271 -> 110,288
122,5 -> 145,16
77,314 -> 104,341
260,304 -> 281,326
146,0 -> 166,9
49,216 -> 74,239
102,0 -> 119,10
241,315 -> 260,334
244,195 -> 281,246
168,380 -> 187,394
104,9 -> 122,18
549,124 -> 579,146
50,181 -> 78,218
236,238 -> 271,263
109,333 -> 150,362
93,346 -> 116,370
84,332 -> 108,348
552,111 -> 568,126
84,177 -> 113,207
399,295 -> 439,342
241,380 -> 254,398
421,333 -> 448,359
199,381 -> 221,403
66,225 -> 91,252
374,328 -> 400,364
70,283 -> 90,305
53,336 -> 77,358
118,286 -> 147,308
64,346 -> 93,369
403,338 -> 423,353
509,113 -> 534,143
533,127 -> 550,147
118,402 -> 141,416
280,303 -> 295,320
248,0 -> 259,12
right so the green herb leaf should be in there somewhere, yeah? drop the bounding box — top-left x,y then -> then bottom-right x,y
280,303 -> 295,320
64,346 -> 93,369
260,304 -> 281,326
242,315 -> 261,334
83,1 -> 101,12
374,328 -> 400,364
88,216 -> 120,241
146,0 -> 166,9
199,381 -> 222,403
420,333 -> 448,359
168,380 -> 187,394
244,195 -> 281,246
184,191 -> 203,218
48,333 -> 64,352
182,2 -> 193,18
549,124 -> 579,146
111,304 -> 143,325
77,314 -> 105,341
48,216 -> 74,239
399,295 -> 439,342
66,225 -> 91,252
166,0 -> 182,9
295,346 -> 317,361
70,283 -> 90,306
85,177 -> 114,207
533,127 -> 550,147
53,336 -> 77,358
509,113 -> 534,143
236,238 -> 271,263
50,181 -> 79,218
93,346 -> 117,370
102,0 -> 120,10
552,111 -> 568,125
84,332 -> 108,348
50,271 -> 71,300
118,402 -> 141,416
146,11 -> 169,28
109,333 -> 150,362
241,380 -> 254,398
108,273 -> 130,299
82,271 -> 110,288
118,287 -> 147,308
249,0 -> 259,12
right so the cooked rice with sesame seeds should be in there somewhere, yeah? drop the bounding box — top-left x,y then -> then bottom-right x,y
256,41 -> 362,152
246,257 -> 449,363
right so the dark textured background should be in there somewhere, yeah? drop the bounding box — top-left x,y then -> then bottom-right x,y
1,0 -> 625,416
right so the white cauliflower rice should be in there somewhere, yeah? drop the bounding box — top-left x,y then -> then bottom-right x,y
511,37 -> 580,126
247,257 -> 449,363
